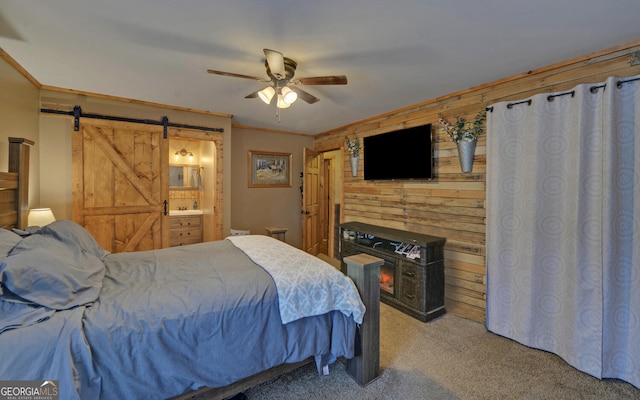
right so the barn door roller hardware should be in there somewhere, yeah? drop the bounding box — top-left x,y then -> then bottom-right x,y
41,106 -> 225,137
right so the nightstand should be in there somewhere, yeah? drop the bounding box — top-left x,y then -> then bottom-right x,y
265,226 -> 287,242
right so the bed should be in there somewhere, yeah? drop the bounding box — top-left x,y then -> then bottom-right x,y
0,138 -> 378,400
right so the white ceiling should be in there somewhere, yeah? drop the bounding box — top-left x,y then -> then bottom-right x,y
1,1 -> 640,135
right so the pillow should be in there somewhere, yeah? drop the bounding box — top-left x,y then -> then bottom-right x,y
11,220 -> 109,260
0,283 -> 33,304
0,229 -> 22,257
0,225 -> 106,310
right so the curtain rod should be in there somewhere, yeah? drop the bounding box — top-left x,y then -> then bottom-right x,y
547,90 -> 575,102
487,75 -> 640,113
40,106 -> 224,138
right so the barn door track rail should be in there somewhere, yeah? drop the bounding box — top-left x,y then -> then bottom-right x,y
41,106 -> 224,138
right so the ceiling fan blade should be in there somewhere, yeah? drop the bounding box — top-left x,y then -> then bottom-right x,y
289,86 -> 320,104
244,90 -> 260,99
293,75 -> 347,85
207,69 -> 268,82
264,48 -> 286,80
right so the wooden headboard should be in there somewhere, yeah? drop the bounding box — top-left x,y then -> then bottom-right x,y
0,137 -> 34,229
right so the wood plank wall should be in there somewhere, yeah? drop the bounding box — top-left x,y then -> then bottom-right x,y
314,40 -> 640,323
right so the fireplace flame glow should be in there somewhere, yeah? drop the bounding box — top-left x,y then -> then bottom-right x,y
380,271 -> 394,294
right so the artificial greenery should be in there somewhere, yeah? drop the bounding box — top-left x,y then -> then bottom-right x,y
345,135 -> 360,157
439,110 -> 486,143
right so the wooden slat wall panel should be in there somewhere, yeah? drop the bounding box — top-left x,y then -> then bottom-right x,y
314,40 -> 640,323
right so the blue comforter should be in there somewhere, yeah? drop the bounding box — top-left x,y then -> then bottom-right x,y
0,221 -> 359,399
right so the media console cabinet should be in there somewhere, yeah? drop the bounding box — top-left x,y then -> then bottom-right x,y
340,221 -> 445,322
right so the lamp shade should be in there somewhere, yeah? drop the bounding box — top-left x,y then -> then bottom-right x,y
277,94 -> 291,109
281,86 -> 297,104
258,86 -> 275,104
28,208 -> 56,227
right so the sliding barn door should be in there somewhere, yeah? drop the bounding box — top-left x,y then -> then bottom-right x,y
72,120 -> 169,252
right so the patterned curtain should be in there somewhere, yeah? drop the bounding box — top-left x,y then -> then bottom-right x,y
601,76 -> 640,385
486,75 -> 640,388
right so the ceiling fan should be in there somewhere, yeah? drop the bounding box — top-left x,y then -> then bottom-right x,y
207,49 -> 347,109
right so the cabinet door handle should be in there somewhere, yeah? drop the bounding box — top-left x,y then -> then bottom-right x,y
404,293 -> 416,300
403,271 -> 415,277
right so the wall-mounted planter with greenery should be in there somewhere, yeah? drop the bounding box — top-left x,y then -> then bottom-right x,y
440,111 -> 486,173
345,135 -> 360,177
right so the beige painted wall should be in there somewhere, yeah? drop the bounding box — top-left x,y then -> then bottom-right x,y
0,56 -> 40,206
38,116 -> 72,221
231,126 -> 314,248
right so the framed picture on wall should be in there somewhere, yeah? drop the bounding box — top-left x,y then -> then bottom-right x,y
248,150 -> 292,188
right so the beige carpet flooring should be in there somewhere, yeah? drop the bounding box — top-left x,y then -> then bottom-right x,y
243,303 -> 640,399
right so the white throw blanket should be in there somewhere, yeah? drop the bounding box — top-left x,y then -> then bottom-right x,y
226,235 -> 366,325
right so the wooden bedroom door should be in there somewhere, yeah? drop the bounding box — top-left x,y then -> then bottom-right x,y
302,148 -> 322,255
72,119 -> 169,253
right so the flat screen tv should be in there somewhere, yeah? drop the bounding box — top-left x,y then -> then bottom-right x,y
363,124 -> 433,180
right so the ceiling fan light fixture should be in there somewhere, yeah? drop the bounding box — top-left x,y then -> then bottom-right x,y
258,86 -> 275,104
277,94 -> 291,109
281,86 -> 297,105
207,48 -> 345,114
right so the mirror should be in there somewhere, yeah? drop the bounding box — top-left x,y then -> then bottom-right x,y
170,165 -> 199,189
